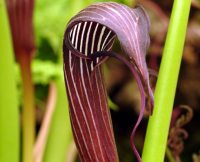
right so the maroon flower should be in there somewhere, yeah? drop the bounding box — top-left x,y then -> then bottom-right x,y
63,2 -> 153,162
6,0 -> 35,59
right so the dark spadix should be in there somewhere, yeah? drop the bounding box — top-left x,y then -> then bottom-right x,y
63,2 -> 154,162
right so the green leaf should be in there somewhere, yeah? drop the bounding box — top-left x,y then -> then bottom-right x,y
0,0 -> 20,161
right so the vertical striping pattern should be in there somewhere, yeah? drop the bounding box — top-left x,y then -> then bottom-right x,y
63,2 -> 153,162
64,21 -> 118,162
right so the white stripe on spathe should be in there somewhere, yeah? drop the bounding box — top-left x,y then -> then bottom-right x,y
85,22 -> 93,56
101,30 -> 112,50
71,24 -> 77,46
96,26 -> 106,63
97,26 -> 106,51
91,23 -> 99,54
75,23 -> 81,49
80,22 -> 87,53
91,23 -> 99,71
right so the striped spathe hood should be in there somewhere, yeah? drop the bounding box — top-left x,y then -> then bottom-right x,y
63,2 -> 153,162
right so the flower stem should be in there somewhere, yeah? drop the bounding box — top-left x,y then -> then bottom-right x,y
142,0 -> 191,162
18,53 -> 35,162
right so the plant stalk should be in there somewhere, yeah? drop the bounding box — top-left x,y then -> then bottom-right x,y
18,53 -> 35,162
0,0 -> 19,161
142,0 -> 191,162
34,82 -> 57,162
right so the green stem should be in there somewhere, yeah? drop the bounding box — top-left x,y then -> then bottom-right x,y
18,54 -> 35,162
0,0 -> 19,162
142,0 -> 191,162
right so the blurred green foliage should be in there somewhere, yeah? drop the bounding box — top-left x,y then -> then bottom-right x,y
32,60 -> 62,84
